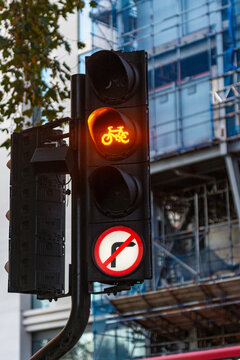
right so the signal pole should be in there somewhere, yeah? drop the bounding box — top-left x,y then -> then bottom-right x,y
30,74 -> 90,359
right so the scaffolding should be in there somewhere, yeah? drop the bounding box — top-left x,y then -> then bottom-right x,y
79,0 -> 240,358
152,179 -> 240,288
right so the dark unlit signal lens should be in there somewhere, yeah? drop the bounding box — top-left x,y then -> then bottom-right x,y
87,50 -> 136,104
89,166 -> 140,217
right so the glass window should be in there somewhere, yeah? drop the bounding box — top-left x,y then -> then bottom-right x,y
155,62 -> 177,87
181,51 -> 209,79
32,327 -> 93,359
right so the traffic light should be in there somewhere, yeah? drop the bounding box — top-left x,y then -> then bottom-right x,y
8,124 -> 67,299
85,50 -> 151,289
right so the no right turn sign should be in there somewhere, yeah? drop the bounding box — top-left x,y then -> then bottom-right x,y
94,226 -> 144,277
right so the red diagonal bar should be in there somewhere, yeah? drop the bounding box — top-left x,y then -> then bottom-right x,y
103,234 -> 135,267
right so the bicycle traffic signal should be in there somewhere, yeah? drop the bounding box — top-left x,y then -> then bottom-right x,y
85,50 -> 151,289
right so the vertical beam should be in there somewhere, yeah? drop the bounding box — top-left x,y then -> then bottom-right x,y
226,182 -> 233,263
203,185 -> 209,247
203,185 -> 211,272
194,193 -> 200,276
215,0 -> 226,138
151,192 -> 158,291
177,0 -> 183,148
225,155 -> 240,224
234,71 -> 240,129
149,0 -> 157,155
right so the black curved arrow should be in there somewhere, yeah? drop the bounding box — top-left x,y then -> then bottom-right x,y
110,241 -> 136,268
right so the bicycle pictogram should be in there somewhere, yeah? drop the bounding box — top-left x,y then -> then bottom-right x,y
101,126 -> 130,146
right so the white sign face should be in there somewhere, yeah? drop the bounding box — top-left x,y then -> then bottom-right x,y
94,226 -> 143,277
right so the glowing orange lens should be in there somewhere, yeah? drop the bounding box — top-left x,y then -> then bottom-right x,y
88,107 -> 136,160
101,126 -> 130,146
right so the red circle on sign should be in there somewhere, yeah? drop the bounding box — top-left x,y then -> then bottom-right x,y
94,226 -> 144,277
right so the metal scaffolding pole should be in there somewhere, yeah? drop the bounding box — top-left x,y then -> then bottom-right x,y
194,193 -> 200,276
225,155 -> 240,224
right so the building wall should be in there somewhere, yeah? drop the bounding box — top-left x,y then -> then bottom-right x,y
84,1 -> 240,358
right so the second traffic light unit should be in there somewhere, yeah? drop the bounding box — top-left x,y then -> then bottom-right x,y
85,50 -> 151,287
9,125 -> 66,298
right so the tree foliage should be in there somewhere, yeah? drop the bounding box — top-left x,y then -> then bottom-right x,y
0,0 -> 97,148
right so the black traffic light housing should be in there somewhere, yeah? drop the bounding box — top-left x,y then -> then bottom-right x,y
85,50 -> 151,290
8,122 -> 70,299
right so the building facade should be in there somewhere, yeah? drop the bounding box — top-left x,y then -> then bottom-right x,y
82,0 -> 240,359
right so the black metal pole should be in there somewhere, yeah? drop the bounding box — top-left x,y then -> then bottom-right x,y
30,74 -> 90,359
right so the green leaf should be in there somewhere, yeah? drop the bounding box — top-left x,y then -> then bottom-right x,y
64,41 -> 71,53
22,108 -> 33,117
62,62 -> 70,71
89,1 -> 97,8
0,35 -> 8,48
78,41 -> 85,49
0,138 -> 11,149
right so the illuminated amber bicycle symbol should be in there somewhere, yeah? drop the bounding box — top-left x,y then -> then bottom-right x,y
101,126 -> 130,146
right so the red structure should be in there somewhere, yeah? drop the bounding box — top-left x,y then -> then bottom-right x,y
138,345 -> 240,360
